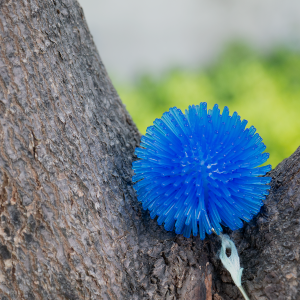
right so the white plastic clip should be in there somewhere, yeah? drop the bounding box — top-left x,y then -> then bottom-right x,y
219,234 -> 250,300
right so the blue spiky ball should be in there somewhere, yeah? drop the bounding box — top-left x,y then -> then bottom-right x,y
132,103 -> 272,239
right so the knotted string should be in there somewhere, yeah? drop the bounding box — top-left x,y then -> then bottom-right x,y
219,234 -> 250,300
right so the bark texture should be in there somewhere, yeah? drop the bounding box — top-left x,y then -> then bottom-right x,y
0,1 -> 299,300
0,1 -> 211,299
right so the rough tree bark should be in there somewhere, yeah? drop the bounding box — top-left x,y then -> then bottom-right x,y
0,1 -> 298,300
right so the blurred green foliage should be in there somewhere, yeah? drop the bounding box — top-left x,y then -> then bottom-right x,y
116,44 -> 300,167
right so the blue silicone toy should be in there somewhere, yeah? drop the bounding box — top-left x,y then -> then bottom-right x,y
132,103 -> 271,239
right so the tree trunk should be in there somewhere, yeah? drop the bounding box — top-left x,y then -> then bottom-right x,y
0,1 -> 298,300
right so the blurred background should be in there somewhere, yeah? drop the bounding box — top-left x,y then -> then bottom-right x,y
78,0 -> 300,167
